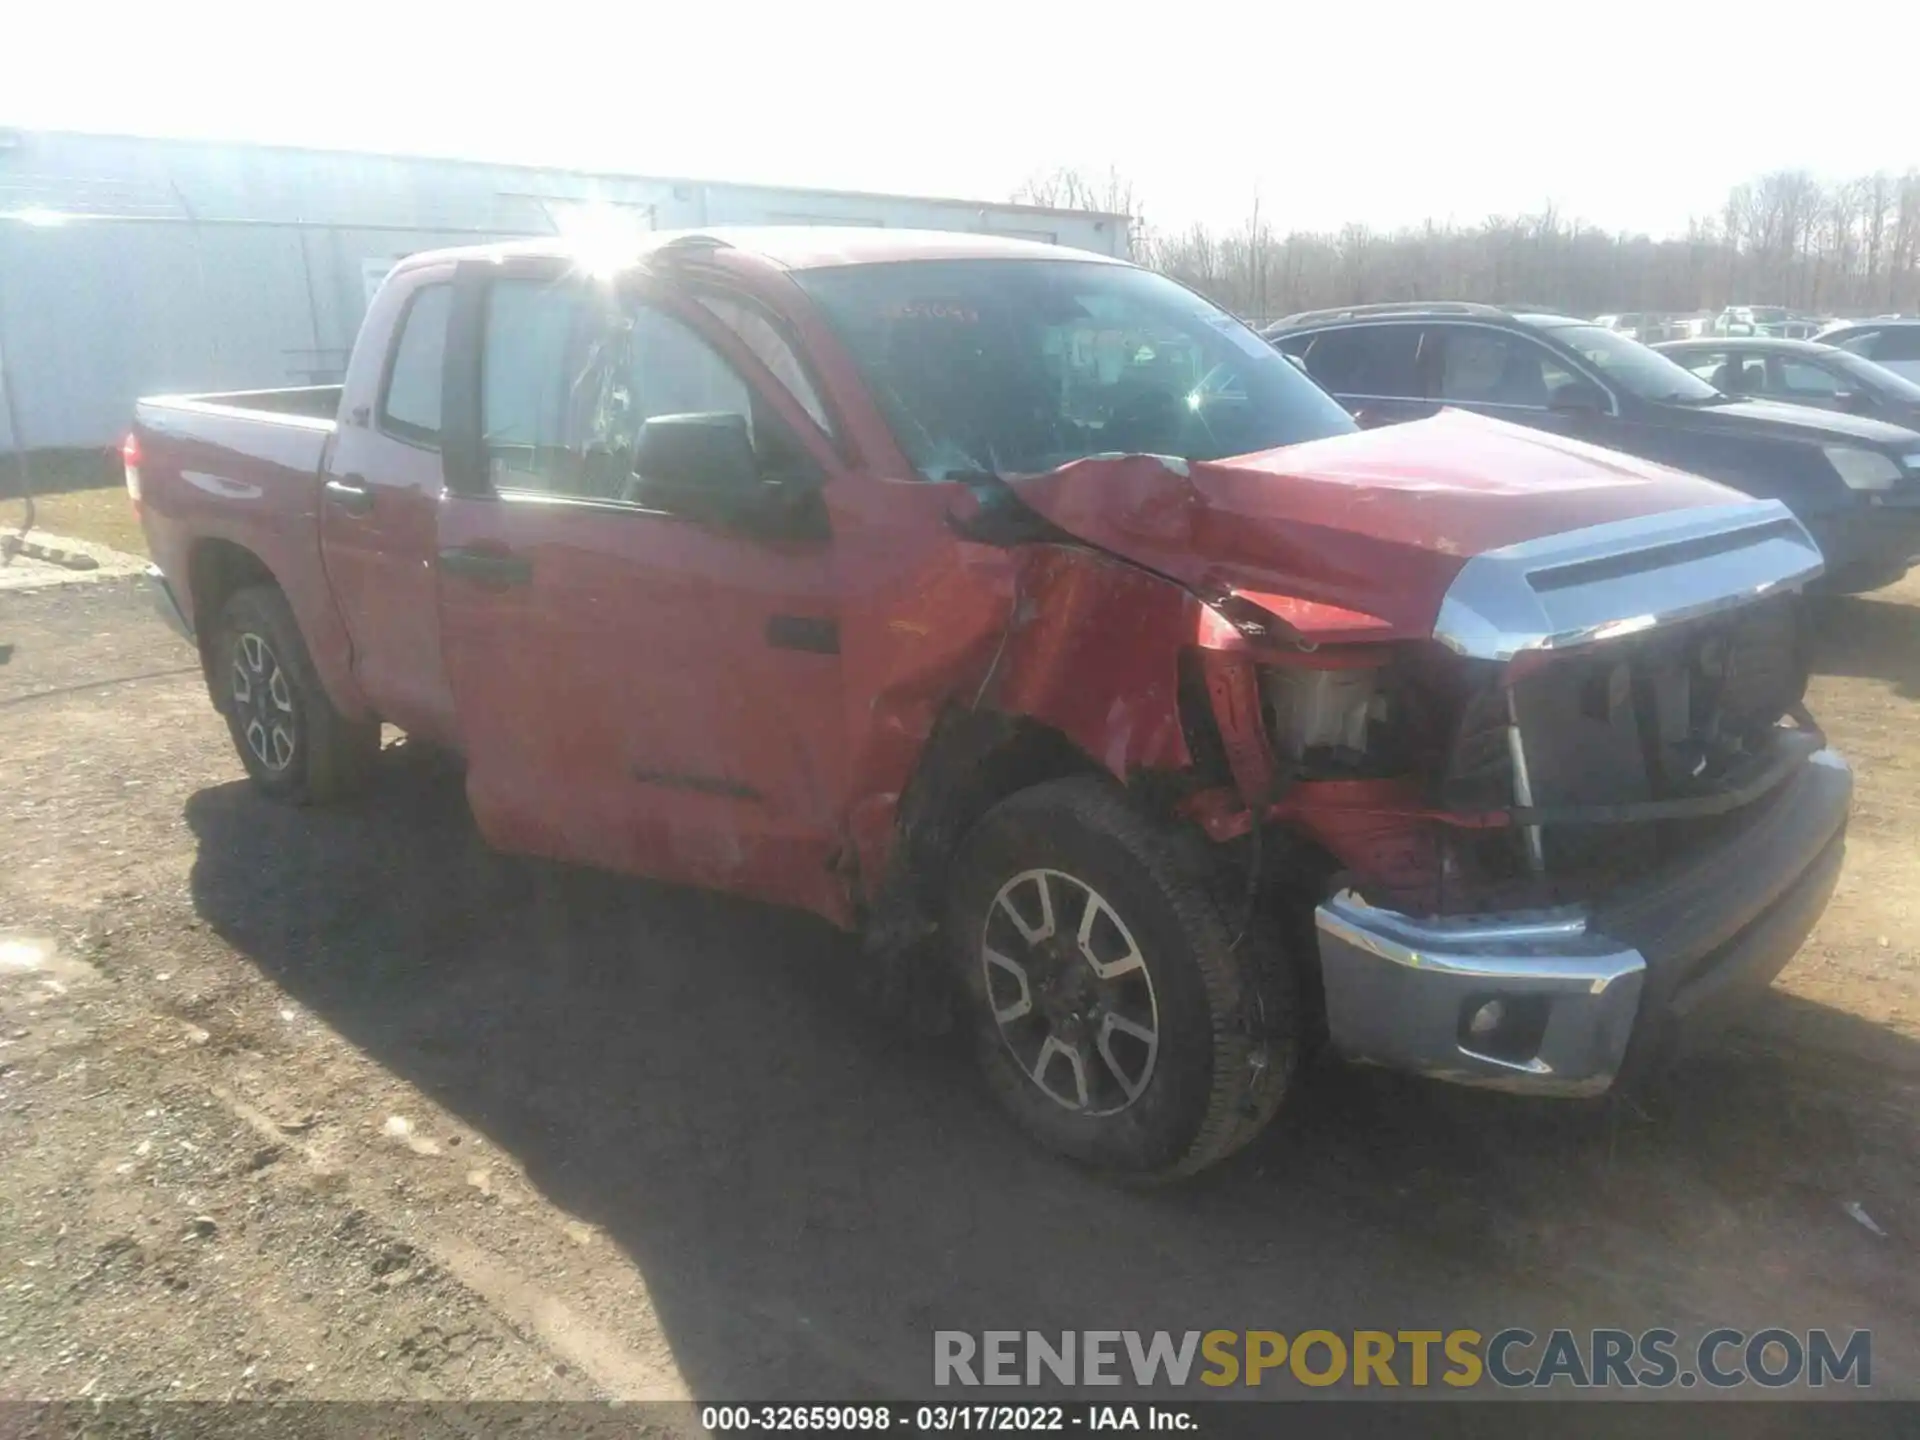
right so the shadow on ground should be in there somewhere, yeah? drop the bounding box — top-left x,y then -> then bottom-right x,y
1812,594 -> 1920,699
185,745 -> 1920,1398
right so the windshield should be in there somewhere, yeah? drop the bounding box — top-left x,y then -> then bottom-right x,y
1830,348 -> 1920,401
793,260 -> 1356,480
1550,323 -> 1722,402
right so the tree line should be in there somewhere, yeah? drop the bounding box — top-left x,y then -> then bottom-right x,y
1015,166 -> 1920,326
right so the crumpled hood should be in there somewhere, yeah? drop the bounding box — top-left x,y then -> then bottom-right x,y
1013,409 -> 1746,644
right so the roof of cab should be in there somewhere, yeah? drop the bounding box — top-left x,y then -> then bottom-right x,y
397,226 -> 1130,277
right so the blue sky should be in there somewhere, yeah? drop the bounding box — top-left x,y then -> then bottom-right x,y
8,0 -> 1918,237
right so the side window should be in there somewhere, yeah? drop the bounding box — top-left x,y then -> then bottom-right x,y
379,283 -> 452,446
1299,327 -> 1422,398
1678,348 -> 1730,383
627,308 -> 754,427
1875,328 -> 1920,363
1831,330 -> 1879,358
481,279 -> 589,494
694,294 -> 834,435
1434,330 -> 1572,408
1713,352 -> 1764,395
1770,359 -> 1845,397
481,279 -> 793,504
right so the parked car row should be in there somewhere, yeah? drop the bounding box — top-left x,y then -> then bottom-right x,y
1713,306 -> 1826,340
1266,301 -> 1920,594
132,232 -> 1853,1177
1593,312 -> 1693,344
1654,336 -> 1920,430
1594,307 -> 1836,345
1814,318 -> 1920,382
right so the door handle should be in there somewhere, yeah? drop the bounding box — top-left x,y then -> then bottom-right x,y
437,546 -> 533,587
323,477 -> 374,517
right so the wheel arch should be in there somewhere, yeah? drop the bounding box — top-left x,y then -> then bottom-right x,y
186,538 -> 281,697
184,535 -> 372,724
862,706 -> 1106,959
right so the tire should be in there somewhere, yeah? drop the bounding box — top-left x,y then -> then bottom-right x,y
212,585 -> 378,805
945,777 -> 1301,1178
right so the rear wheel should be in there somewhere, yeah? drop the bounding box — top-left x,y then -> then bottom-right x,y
213,586 -> 378,804
946,777 -> 1300,1177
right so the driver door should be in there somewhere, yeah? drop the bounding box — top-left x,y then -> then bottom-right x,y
435,263 -> 853,922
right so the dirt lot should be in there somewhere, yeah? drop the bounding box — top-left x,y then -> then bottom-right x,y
1,571 -> 1917,1403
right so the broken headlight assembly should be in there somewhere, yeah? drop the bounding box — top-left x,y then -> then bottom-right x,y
1259,661 -> 1402,779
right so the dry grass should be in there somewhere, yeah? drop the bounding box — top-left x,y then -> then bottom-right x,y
3,448 -> 145,556
14,486 -> 149,557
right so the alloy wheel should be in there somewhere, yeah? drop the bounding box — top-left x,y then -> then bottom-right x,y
980,868 -> 1161,1116
230,631 -> 297,772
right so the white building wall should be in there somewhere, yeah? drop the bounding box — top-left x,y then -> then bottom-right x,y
0,129 -> 1130,452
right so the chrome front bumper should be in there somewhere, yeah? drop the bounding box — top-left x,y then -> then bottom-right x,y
1314,750 -> 1852,1095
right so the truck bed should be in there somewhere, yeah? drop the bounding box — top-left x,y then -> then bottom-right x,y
134,386 -> 340,497
132,385 -> 345,658
148,385 -> 344,423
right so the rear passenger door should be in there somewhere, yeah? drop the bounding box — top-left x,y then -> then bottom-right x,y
319,262 -> 463,745
1283,324 -> 1433,427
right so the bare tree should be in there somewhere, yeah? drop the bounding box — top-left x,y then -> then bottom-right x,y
1013,165 -> 1920,320
1012,167 -> 1146,255
1862,172 -> 1894,305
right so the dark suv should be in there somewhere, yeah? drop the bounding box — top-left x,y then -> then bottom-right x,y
1267,302 -> 1920,593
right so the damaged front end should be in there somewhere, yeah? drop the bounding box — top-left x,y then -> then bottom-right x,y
1199,500 -> 1849,1094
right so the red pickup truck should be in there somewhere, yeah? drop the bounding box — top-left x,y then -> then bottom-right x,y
132,229 -> 1851,1176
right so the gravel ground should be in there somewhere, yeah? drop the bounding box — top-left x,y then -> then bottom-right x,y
1,575 -> 1917,1405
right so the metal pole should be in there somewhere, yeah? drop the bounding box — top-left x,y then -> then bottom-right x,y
0,253 -> 37,542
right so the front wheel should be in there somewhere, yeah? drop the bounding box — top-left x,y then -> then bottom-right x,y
945,777 -> 1300,1178
212,586 -> 378,805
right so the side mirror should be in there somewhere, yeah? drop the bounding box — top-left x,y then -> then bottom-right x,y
630,412 -> 762,511
1549,381 -> 1607,414
1836,390 -> 1871,415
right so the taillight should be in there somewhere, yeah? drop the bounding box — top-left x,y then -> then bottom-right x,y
122,432 -> 142,502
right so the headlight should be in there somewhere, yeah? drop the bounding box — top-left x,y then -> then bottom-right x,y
1824,445 -> 1902,491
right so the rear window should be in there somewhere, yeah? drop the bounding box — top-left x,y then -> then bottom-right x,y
379,283 -> 452,446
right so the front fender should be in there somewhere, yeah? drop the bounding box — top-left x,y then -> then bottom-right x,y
979,546 -> 1196,780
